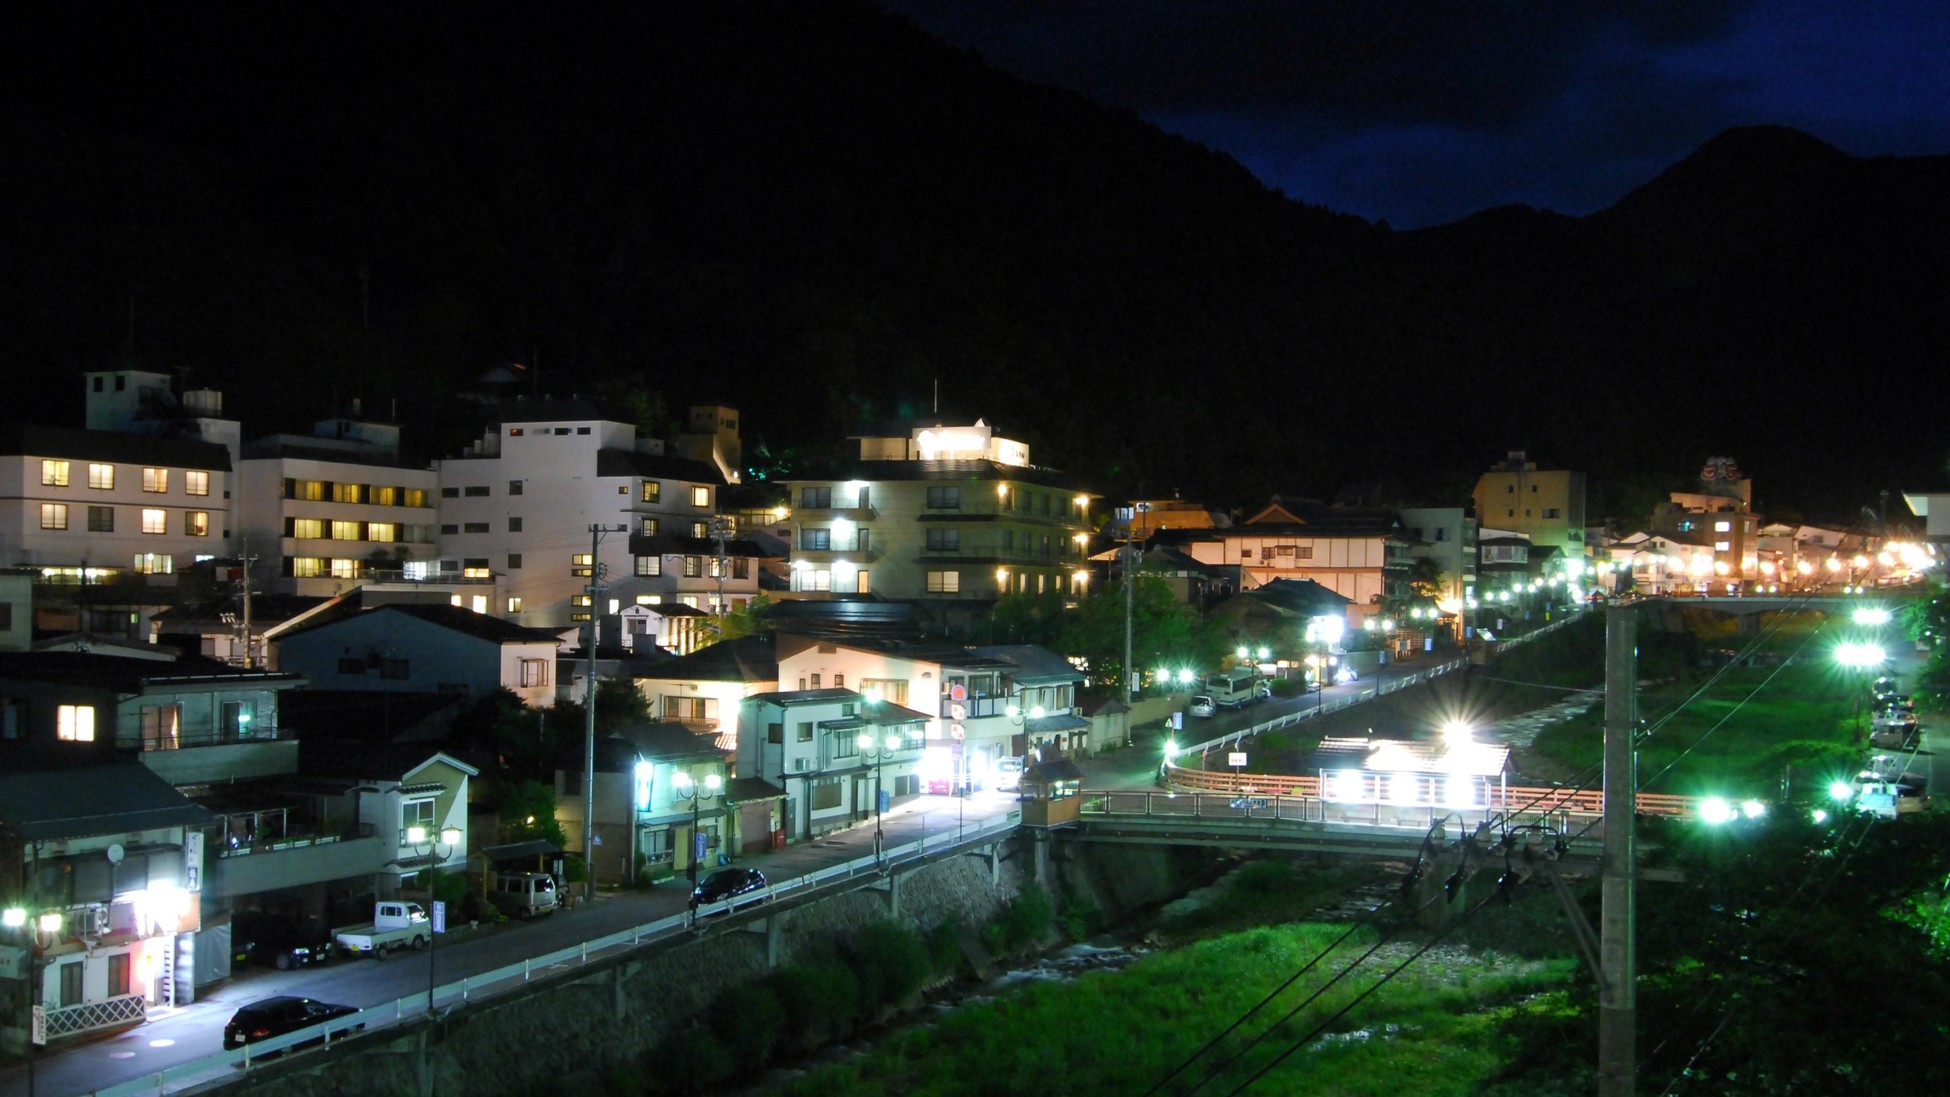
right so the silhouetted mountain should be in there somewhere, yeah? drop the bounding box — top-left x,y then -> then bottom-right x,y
1,5 -> 1944,519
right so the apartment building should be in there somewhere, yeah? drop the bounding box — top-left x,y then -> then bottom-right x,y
233,411 -> 441,596
779,420 -> 1095,625
1471,451 -> 1587,560
432,401 -> 758,633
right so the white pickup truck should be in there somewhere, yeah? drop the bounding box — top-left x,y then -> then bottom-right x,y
334,901 -> 431,959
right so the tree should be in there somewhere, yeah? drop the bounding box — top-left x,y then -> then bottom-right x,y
970,589 -> 1065,645
496,780 -> 569,847
699,592 -> 774,646
1405,557 -> 1446,600
1055,573 -> 1216,690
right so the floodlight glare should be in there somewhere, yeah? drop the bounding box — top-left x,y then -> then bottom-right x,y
1698,797 -> 1735,824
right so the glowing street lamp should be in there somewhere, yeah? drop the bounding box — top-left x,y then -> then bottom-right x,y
671,771 -> 723,885
407,825 -> 463,1012
857,732 -> 904,862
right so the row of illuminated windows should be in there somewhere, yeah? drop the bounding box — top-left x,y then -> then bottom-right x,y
286,518 -> 434,543
40,504 -> 210,536
920,483 -> 1085,517
635,482 -> 714,507
794,568 -> 871,594
286,480 -> 432,507
919,569 -> 1080,596
41,461 -> 211,496
634,555 -> 750,579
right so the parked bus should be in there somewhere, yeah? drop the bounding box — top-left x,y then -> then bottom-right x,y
1204,668 -> 1269,709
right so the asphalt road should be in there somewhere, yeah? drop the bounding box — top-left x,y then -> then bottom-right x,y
3,789 -> 1026,1097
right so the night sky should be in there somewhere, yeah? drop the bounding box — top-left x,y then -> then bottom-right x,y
882,1 -> 1950,228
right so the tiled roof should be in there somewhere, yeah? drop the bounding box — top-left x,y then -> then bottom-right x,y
0,763 -> 216,840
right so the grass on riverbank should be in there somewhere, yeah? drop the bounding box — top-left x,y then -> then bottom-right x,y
1530,616 -> 1864,797
775,918 -> 1581,1097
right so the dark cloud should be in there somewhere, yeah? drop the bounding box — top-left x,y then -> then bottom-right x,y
881,0 -> 1950,227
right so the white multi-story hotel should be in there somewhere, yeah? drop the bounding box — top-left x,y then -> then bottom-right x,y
433,401 -> 760,633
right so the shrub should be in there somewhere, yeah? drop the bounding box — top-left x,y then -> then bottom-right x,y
767,961 -> 860,1050
927,920 -> 966,980
985,885 -> 1055,956
707,983 -> 786,1076
849,921 -> 934,1018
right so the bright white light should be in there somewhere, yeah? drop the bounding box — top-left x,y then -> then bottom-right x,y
1740,800 -> 1767,819
1828,781 -> 1854,801
1442,776 -> 1476,808
1811,808 -> 1829,824
1177,669 -> 1196,685
1698,798 -> 1735,824
1388,772 -> 1418,805
1853,607 -> 1891,626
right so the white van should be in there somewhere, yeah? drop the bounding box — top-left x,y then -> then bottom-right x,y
488,871 -> 558,918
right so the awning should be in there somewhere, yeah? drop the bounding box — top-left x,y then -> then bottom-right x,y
1026,713 -> 1090,734
398,782 -> 447,795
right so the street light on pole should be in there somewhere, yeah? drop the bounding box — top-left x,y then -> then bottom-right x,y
1836,640 -> 1886,744
1306,615 -> 1344,715
856,731 -> 903,863
407,825 -> 461,1017
670,771 -> 722,886
5,906 -> 60,1097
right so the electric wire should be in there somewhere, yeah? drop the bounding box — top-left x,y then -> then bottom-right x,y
1207,891 -> 1505,1097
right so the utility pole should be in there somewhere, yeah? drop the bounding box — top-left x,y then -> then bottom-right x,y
236,544 -> 257,668
1122,503 -> 1147,702
1598,602 -> 1638,1096
582,524 -> 625,904
709,514 -> 735,620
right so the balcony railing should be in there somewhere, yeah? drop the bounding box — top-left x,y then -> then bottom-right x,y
124,725 -> 287,753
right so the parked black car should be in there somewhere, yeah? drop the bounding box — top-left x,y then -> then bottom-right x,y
232,912 -> 334,971
222,996 -> 362,1050
689,867 -> 768,913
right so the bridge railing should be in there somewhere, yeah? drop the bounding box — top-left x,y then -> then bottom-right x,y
1156,763 -> 1700,819
1171,654 -> 1471,760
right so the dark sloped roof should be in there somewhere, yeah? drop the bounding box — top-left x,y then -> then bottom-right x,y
0,650 -> 302,691
594,447 -> 725,485
279,690 -> 466,743
281,602 -> 562,645
0,422 -> 233,470
745,687 -> 861,706
967,644 -> 1083,685
635,634 -> 777,684
0,763 -> 217,840
724,776 -> 786,803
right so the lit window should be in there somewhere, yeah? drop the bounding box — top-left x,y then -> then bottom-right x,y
141,508 -> 167,534
691,487 -> 710,507
471,595 -> 487,613
520,659 -> 550,688
572,594 -> 593,607
295,480 -> 325,501
691,521 -> 708,538
803,569 -> 832,591
1714,521 -> 1732,533
369,522 -> 397,542
683,556 -> 703,578
403,489 -> 428,508
1714,541 -> 1731,552
641,481 -> 661,503
463,559 -> 491,579
926,570 -> 960,593
373,485 -> 398,505
331,520 -> 362,540
571,553 -> 593,578
329,558 -> 361,579
292,557 -> 325,577
57,705 -> 95,742
40,460 -> 69,487
186,511 -> 210,537
40,503 -> 68,530
332,482 -> 365,503
638,517 -> 660,536
132,553 -> 173,575
292,518 -> 324,539
185,470 -> 209,496
89,463 -> 115,490
142,467 -> 168,493
507,597 -> 524,613
636,555 -> 662,577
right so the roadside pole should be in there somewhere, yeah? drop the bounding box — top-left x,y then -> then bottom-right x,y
1598,603 -> 1637,1096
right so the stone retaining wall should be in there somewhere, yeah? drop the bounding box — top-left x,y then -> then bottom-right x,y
213,836 -> 1202,1097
